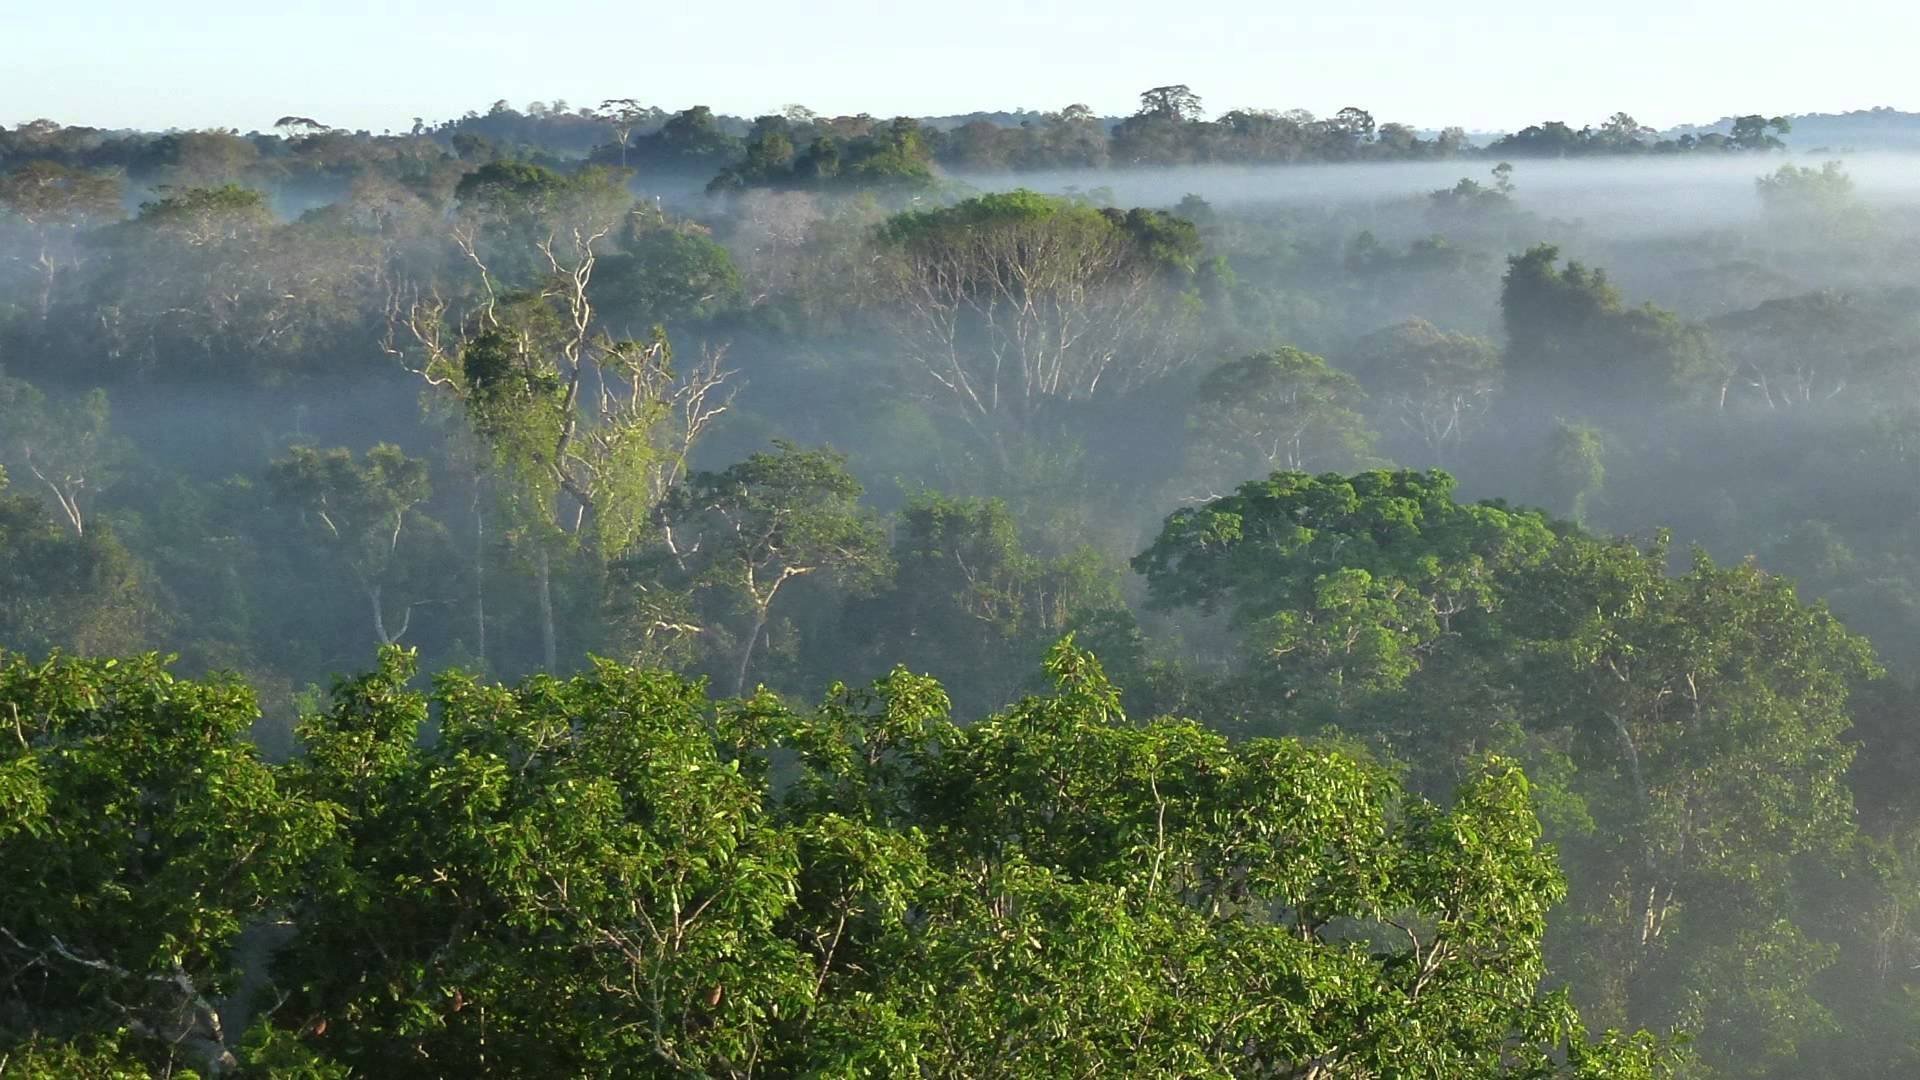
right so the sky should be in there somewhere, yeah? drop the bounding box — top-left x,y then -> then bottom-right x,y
4,0 -> 1917,135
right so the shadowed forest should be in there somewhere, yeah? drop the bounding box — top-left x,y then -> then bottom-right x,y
6,90 -> 1920,1076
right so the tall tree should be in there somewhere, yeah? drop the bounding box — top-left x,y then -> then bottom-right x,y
251,642 -> 1671,1076
390,164 -> 732,668
592,97 -> 659,166
870,190 -> 1200,449
1135,85 -> 1205,123
0,161 -> 122,318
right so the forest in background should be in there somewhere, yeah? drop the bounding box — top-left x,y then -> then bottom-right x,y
5,87 -> 1920,1076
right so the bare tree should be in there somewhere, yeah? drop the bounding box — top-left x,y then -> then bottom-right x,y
385,205 -> 735,668
725,189 -> 824,304
870,195 -> 1196,448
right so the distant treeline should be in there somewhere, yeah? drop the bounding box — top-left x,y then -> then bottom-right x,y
0,86 -> 1842,201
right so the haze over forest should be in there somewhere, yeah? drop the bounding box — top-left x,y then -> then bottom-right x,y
7,85 -> 1920,1077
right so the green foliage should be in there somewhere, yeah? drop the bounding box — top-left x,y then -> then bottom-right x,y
278,647 -> 812,1075
1488,112 -> 1785,156
878,189 -> 1201,273
1501,245 -> 1718,407
453,160 -> 634,286
632,442 -> 889,693
0,376 -> 122,537
452,160 -> 630,224
131,183 -> 272,239
0,641 -> 1665,1075
1755,160 -> 1859,223
872,191 -> 1202,443
264,443 -> 448,645
1430,162 -> 1518,216
1184,346 -> 1378,488
1705,289 -> 1913,410
592,215 -> 743,327
1543,421 -> 1606,524
0,467 -> 156,657
1728,114 -> 1793,151
1138,469 -> 1556,723
1141,468 -> 1881,1075
0,161 -> 122,226
10,98 -> 1920,1079
1347,318 -> 1502,460
0,651 -> 335,1075
843,492 -> 1132,713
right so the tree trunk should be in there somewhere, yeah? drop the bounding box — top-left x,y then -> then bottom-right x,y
36,241 -> 55,321
1610,711 -> 1668,947
369,584 -> 392,646
733,610 -> 768,697
536,547 -> 558,671
472,477 -> 487,670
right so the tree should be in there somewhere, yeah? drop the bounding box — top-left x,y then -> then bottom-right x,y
708,124 -> 798,191
1347,319 -> 1502,462
0,650 -> 334,1075
1038,103 -> 1109,168
77,184 -> 302,380
0,161 -> 122,317
272,116 -> 331,138
446,161 -> 632,288
390,165 -> 733,668
1135,84 -> 1205,123
1428,162 -> 1518,218
0,378 -> 120,538
1755,160 -> 1856,220
1328,106 -> 1378,154
149,130 -> 261,188
271,647 -> 813,1075
1137,469 -> 1880,1074
631,105 -> 741,172
1182,346 -> 1378,495
643,443 -> 888,694
832,642 -> 1669,1077
723,189 -> 825,301
1501,245 -> 1718,412
1728,114 -> 1792,151
1709,289 -> 1882,409
1136,469 -> 1557,723
593,97 -> 658,166
591,210 -> 742,329
0,465 -> 157,657
1543,420 -> 1605,525
842,492 -> 1131,714
264,444 -> 448,647
1596,112 -> 1654,151
249,642 -> 1668,1076
870,190 -> 1201,448
1504,539 -> 1874,1069
1488,121 -> 1587,158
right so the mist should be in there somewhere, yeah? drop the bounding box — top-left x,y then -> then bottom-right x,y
8,98 -> 1920,1077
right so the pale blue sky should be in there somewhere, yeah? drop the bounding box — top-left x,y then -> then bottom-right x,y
3,1 -> 1913,134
